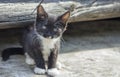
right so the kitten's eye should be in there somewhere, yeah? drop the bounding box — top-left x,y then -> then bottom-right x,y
54,28 -> 57,32
54,28 -> 62,32
42,26 -> 46,29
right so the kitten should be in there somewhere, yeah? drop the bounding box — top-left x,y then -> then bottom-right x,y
2,4 -> 70,76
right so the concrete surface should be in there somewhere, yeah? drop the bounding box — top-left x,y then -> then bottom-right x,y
0,29 -> 120,77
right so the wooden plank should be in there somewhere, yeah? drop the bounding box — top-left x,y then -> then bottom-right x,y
0,0 -> 120,29
0,21 -> 34,29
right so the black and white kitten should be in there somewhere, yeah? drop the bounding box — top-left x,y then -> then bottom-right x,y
2,4 -> 70,76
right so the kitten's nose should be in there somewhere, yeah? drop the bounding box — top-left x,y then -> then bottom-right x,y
43,34 -> 52,39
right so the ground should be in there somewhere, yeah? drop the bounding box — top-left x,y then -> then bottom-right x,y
0,30 -> 120,77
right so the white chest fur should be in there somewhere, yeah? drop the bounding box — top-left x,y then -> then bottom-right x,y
40,36 -> 60,61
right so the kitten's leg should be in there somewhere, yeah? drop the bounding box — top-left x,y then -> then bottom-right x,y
34,53 -> 46,74
25,53 -> 35,65
47,50 -> 59,76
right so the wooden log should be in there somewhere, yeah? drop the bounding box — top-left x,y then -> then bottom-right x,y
0,0 -> 120,29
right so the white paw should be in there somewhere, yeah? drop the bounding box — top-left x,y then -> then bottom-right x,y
47,68 -> 60,76
56,61 -> 62,70
25,53 -> 35,65
34,67 -> 46,74
25,58 -> 35,65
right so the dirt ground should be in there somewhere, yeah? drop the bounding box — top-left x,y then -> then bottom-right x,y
0,29 -> 120,77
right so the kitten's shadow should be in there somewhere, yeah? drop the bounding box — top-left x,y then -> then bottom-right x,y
29,66 -> 55,77
47,75 -> 54,77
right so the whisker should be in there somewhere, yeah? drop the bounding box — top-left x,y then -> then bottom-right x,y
61,36 -> 66,46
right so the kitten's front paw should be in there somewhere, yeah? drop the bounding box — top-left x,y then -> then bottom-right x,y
47,68 -> 60,76
34,67 -> 46,74
56,61 -> 62,70
25,58 -> 35,65
25,53 -> 35,65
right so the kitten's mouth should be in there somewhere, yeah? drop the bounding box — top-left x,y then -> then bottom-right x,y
43,35 -> 53,39
45,36 -> 52,39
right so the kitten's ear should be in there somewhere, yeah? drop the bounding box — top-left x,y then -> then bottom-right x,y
58,11 -> 70,24
37,5 -> 48,20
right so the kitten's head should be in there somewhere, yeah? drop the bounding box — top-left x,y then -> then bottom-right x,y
35,5 -> 70,39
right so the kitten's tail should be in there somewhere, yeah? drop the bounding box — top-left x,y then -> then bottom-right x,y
1,47 -> 24,61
